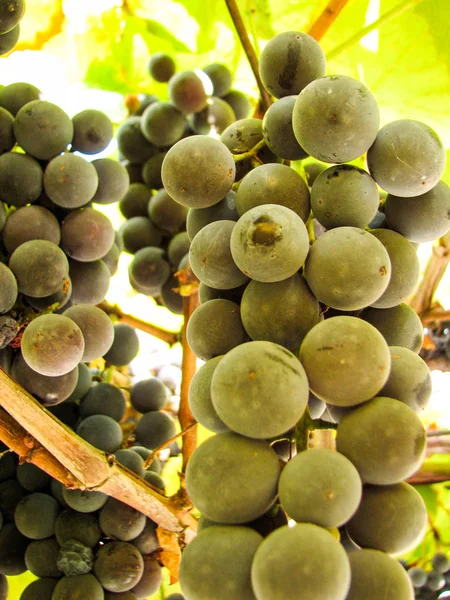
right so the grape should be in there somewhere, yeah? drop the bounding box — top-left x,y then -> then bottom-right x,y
222,90 -> 252,120
299,316 -> 391,406
66,362 -> 92,402
379,347 -> 432,412
131,554 -> 162,599
131,518 -> 158,555
191,96 -> 236,135
198,281 -> 247,304
52,574 -> 104,600
220,118 -> 280,181
367,120 -> 446,196
21,313 -> 84,377
79,382 -> 126,422
347,550 -> 414,600
14,100 -> 74,160
0,107 -> 14,155
432,552 -> 450,574
384,181 -> 450,243
119,183 -> 152,219
304,159 -> 328,186
304,227 -> 391,310
117,116 -> 157,163
103,323 -> 139,366
9,239 -> 68,298
0,152 -> 43,206
0,262 -> 17,313
188,356 -> 229,433
211,340 -> 308,438
149,52 -> 176,82
336,396 -> 426,484
102,243 -> 121,276
161,274 -> 183,314
130,378 -> 168,413
71,109 -> 114,154
141,150 -> 166,189
120,216 -> 163,254
408,567 -> 428,587
114,449 -> 145,476
44,153 -> 99,209
0,23 -> 20,55
20,578 -> 58,600
186,190 -> 237,240
0,479 -> 26,521
62,488 -> 107,514
64,304 -> 114,362
251,523 -> 350,600
135,410 -> 176,448
236,163 -> 310,222
2,205 -> 61,254
202,63 -> 232,97
278,448 -> 362,528
141,101 -> 186,147
76,414 -> 123,453
104,592 -> 138,600
426,570 -> 446,591
0,200 -> 5,231
94,541 -> 144,593
144,470 -> 165,492
62,207 -> 114,262
0,451 -> 17,481
162,135 -> 235,208
167,595 -> 185,600
262,96 -> 308,160
148,188 -> 187,233
25,537 -> 61,577
15,492 -> 60,539
346,482 -> 427,555
293,75 -> 379,163
16,462 -> 50,492
49,402 -> 79,428
169,71 -> 209,114
0,0 -> 24,34
57,539 -> 93,576
134,93 -> 159,116
259,31 -> 326,98
0,576 -> 6,600
91,158 -> 130,205
240,274 -> 320,349
55,509 -> 102,548
189,220 -> 248,290
186,299 -> 248,360
369,229 -> 420,308
100,498 -> 146,542
168,231 -> 190,267
128,246 -> 170,291
361,303 -> 423,353
310,164 -> 379,229
231,204 -> 309,283
0,82 -> 41,116
185,431 -> 281,523
180,525 -> 262,600
69,258 -> 110,305
0,522 -> 28,575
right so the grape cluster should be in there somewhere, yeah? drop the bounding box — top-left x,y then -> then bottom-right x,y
0,344 -> 183,599
117,53 -> 252,314
406,552 -> 450,599
155,30 -> 450,600
0,0 -> 24,56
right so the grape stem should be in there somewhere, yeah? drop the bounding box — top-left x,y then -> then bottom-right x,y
306,0 -> 351,42
306,213 -> 316,244
232,138 -> 267,162
223,0 -> 272,113
293,408 -> 338,452
142,422 -> 198,470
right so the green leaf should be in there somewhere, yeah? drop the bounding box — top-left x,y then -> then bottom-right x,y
142,17 -> 194,53
414,484 -> 438,519
244,0 -> 276,41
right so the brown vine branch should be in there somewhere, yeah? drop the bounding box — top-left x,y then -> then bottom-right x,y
224,0 -> 272,114
143,422 -> 198,470
306,0 -> 351,42
0,369 -> 183,532
98,301 -> 179,346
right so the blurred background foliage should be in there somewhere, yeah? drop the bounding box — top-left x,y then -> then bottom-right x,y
2,0 -> 450,597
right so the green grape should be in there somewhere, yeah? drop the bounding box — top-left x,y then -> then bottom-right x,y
304,159 -> 329,186
188,355 -> 229,433
0,262 -> 17,313
198,281 -> 247,305
20,578 -> 58,600
148,188 -> 188,233
0,82 -> 41,116
141,101 -> 186,147
278,448 -> 362,528
61,207 -> 114,262
304,227 -> 391,310
222,90 -> 252,120
130,378 -> 168,413
169,71 -> 209,114
76,414 -> 123,453
0,152 -> 43,207
293,75 -> 379,163
135,410 -> 177,448
15,493 -> 60,539
64,304 -> 114,363
94,541 -> 144,593
0,24 -> 20,55
44,153 -> 99,209
336,396 -> 426,484
131,518 -> 158,555
346,482 -> 427,555
117,116 -> 158,164
69,258 -> 111,305
347,549 -> 414,600
55,509 -> 102,548
16,462 -> 50,492
91,158 -> 130,205
262,96 -> 308,160
103,323 -> 139,366
115,449 -> 145,476
0,107 -> 14,155
379,347 -> 432,412
259,31 -> 326,98
186,191 -> 238,241
0,523 -> 28,575
185,431 -> 281,523
167,231 -> 190,267
120,216 -> 163,254
148,52 -> 176,82
2,205 -> 61,255
71,109 -> 113,155
52,574 -> 104,600
24,537 -> 61,578
162,135 -> 235,208
202,63 -> 233,97
141,150 -> 166,189
240,274 -> 320,349
360,303 -> 423,353
230,204 -> 309,283
99,498 -> 146,542
131,555 -> 162,599
0,0 -> 25,34
179,525 -> 262,600
235,163 -> 310,222
161,274 -> 183,314
251,523 -> 351,600
367,120 -> 446,196
191,97 -> 236,135
119,183 -> 152,219
78,382 -> 126,422
62,488 -> 107,514
128,246 -> 170,291
299,316 -> 391,406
